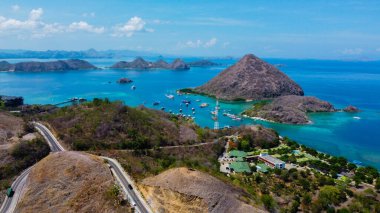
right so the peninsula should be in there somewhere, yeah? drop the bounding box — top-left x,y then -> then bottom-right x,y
0,59 -> 97,72
243,95 -> 336,124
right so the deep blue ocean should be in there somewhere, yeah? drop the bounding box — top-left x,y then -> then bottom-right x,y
1,57 -> 380,169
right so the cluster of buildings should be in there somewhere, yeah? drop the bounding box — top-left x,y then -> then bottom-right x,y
219,150 -> 286,174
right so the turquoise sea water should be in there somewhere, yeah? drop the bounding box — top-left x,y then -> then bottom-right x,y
1,58 -> 380,169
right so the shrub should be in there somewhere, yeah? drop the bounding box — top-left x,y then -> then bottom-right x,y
261,194 -> 276,211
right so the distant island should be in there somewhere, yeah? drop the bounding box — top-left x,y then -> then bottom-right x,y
0,48 -> 157,59
181,54 -> 358,124
186,60 -> 219,67
111,57 -> 218,70
111,57 -> 189,70
0,59 -> 97,72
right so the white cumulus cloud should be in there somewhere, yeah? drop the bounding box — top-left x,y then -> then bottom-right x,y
0,8 -> 106,38
113,16 -> 153,37
186,40 -> 202,48
179,38 -> 219,48
341,48 -> 363,55
0,8 -> 56,37
69,21 -> 105,34
204,37 -> 217,48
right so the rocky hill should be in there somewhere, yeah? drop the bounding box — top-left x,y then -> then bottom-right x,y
15,151 -> 129,213
140,167 -> 265,213
243,95 -> 336,124
0,59 -> 97,72
193,54 -> 304,100
110,57 -> 189,70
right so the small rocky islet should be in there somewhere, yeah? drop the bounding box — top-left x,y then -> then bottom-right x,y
183,54 -> 359,124
116,77 -> 133,84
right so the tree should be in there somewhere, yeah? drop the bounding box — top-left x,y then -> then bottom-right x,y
289,200 -> 300,213
239,139 -> 250,152
353,175 -> 362,188
261,194 -> 276,211
301,193 -> 312,210
318,186 -> 342,207
376,178 -> 380,191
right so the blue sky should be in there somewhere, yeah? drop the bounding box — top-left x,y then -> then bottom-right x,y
0,0 -> 379,59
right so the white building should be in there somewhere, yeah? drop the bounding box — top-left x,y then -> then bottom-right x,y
258,153 -> 285,169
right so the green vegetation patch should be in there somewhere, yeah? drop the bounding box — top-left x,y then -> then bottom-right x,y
0,138 -> 50,190
41,98 -> 217,151
243,100 -> 271,117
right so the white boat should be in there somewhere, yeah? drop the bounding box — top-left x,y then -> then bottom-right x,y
131,85 -> 136,90
165,94 -> 175,99
200,103 -> 209,108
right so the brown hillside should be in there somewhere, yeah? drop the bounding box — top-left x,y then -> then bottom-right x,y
15,151 -> 129,213
141,167 -> 266,213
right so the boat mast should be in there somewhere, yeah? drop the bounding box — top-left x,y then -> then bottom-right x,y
214,99 -> 219,130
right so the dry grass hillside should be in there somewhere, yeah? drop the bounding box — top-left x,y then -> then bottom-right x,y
140,167 -> 266,213
15,151 -> 130,213
0,111 -> 24,145
41,99 -> 216,151
0,111 -> 49,202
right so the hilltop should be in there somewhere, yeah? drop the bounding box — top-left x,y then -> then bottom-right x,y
0,59 -> 97,72
192,54 -> 304,101
15,151 -> 129,212
140,167 -> 265,213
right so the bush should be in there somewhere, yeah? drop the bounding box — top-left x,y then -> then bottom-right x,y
261,194 -> 276,211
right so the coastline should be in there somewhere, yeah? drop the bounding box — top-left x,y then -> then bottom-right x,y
242,114 -> 313,125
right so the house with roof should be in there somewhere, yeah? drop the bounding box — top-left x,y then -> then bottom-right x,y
258,153 -> 285,169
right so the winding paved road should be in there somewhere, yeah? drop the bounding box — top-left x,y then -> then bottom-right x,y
0,122 -> 64,213
103,157 -> 151,213
0,122 -> 152,213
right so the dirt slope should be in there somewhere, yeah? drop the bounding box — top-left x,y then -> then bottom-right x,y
0,111 -> 24,145
140,167 -> 266,213
15,151 -> 129,213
